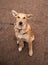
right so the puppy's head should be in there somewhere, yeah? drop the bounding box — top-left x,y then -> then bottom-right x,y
11,10 -> 32,29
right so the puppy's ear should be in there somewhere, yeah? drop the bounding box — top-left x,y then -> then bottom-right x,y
11,10 -> 18,17
27,14 -> 33,19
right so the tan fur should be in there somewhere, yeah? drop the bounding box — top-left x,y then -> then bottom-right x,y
12,10 -> 35,56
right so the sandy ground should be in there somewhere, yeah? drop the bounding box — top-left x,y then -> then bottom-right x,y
0,0 -> 48,65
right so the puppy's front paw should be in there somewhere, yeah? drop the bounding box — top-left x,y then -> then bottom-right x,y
18,47 -> 22,52
29,51 -> 33,56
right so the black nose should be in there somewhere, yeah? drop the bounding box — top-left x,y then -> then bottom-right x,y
19,22 -> 22,25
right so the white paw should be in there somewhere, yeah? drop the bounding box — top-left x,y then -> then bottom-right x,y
29,51 -> 33,56
18,47 -> 22,52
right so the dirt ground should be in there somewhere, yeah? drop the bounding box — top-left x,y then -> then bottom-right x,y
0,0 -> 48,65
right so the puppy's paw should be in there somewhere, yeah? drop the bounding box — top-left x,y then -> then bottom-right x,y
18,47 -> 22,52
29,51 -> 33,56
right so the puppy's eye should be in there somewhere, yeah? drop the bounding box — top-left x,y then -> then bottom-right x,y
17,16 -> 20,18
23,17 -> 26,19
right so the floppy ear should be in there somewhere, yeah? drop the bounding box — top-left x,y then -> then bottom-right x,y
27,14 -> 33,19
11,10 -> 18,17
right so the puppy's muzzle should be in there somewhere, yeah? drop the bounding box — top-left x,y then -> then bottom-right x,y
19,21 -> 23,26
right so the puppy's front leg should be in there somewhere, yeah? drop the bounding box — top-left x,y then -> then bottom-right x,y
28,41 -> 33,56
18,39 -> 24,52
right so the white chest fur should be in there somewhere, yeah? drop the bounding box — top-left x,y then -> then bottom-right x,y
15,32 -> 29,41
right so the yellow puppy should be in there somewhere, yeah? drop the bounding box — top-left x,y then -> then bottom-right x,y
12,10 -> 35,56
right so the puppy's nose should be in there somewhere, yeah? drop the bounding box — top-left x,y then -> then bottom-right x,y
19,21 -> 22,26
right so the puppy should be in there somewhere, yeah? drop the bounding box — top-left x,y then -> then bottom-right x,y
11,10 -> 35,56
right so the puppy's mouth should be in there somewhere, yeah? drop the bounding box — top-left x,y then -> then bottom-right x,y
16,21 -> 26,30
17,27 -> 22,32
17,28 -> 22,30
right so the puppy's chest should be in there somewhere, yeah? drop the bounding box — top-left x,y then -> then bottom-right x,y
15,32 -> 28,39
